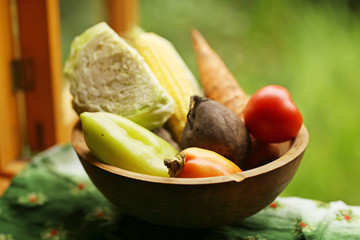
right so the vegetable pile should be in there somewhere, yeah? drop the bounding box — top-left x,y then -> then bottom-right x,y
66,22 -> 303,178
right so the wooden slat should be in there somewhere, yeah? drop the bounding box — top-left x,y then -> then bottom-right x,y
0,176 -> 12,196
106,0 -> 139,34
16,0 -> 65,151
0,0 -> 22,171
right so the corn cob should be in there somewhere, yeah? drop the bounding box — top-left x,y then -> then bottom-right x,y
126,28 -> 203,143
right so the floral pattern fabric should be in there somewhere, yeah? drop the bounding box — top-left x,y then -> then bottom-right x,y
0,144 -> 359,240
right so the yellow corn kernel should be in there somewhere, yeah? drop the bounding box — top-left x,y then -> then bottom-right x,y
126,28 -> 202,143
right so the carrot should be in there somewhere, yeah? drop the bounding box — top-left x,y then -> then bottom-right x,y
191,29 -> 248,118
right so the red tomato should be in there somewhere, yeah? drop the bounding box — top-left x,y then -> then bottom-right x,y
243,139 -> 281,170
243,85 -> 303,143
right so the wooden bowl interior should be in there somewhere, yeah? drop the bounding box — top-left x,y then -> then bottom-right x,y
72,122 -> 308,184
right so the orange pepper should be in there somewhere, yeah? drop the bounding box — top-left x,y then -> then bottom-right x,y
165,147 -> 242,178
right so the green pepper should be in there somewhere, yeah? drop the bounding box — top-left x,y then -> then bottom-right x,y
80,112 -> 178,177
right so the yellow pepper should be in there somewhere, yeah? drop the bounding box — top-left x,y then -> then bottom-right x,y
80,112 -> 178,177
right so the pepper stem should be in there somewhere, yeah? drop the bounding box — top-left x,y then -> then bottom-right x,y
164,151 -> 186,177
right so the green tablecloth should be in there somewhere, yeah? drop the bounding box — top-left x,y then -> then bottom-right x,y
0,144 -> 359,240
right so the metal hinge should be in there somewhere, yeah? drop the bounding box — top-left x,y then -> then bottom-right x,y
11,58 -> 35,92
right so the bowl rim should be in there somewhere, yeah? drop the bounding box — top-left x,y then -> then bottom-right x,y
72,122 -> 309,186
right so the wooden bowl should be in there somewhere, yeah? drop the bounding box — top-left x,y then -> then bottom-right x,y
71,122 -> 308,228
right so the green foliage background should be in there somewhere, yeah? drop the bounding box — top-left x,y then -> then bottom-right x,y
60,0 -> 360,205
